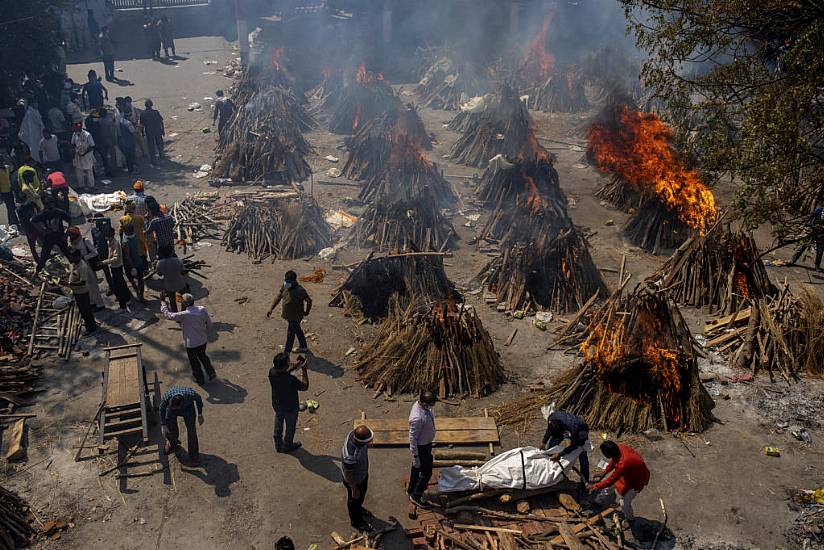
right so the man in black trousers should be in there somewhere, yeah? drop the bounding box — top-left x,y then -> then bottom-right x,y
267,352 -> 308,453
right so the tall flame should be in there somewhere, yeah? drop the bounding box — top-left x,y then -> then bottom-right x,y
521,11 -> 555,80
588,106 -> 717,230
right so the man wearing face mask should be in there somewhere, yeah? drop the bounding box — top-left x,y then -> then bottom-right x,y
408,391 -> 437,509
266,270 -> 312,355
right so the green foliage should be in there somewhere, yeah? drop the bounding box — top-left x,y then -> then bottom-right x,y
621,0 -> 824,239
0,0 -> 66,104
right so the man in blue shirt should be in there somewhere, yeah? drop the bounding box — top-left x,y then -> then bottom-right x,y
159,386 -> 204,466
540,410 -> 591,484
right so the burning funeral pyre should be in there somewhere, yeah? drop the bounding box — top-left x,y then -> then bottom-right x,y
222,194 -> 332,261
214,69 -> 315,184
503,285 -> 715,434
352,298 -> 504,398
329,64 -> 397,134
587,96 -> 718,253
651,223 -> 776,315
306,66 -> 344,117
415,52 -> 492,110
329,253 -> 461,320
449,85 -> 546,167
342,102 -> 433,181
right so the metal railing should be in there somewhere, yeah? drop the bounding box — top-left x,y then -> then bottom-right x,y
111,0 -> 210,9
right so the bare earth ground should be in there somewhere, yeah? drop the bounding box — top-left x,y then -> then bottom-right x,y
3,36 -> 823,550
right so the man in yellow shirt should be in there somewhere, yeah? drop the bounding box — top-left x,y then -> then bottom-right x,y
0,158 -> 18,227
119,200 -> 147,255
17,159 -> 42,196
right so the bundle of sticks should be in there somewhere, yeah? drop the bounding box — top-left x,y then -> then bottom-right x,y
222,196 -> 331,261
478,227 -> 608,314
522,65 -> 590,113
623,199 -> 691,254
171,194 -> 225,247
651,224 -> 776,314
0,486 -> 33,548
449,85 -> 547,167
342,102 -> 432,181
353,298 -> 504,398
415,54 -> 491,110
28,284 -> 82,360
214,86 -> 315,184
593,173 -> 645,212
329,252 -> 461,319
358,163 -> 456,208
329,66 -> 397,134
703,284 -> 824,381
524,284 -> 715,434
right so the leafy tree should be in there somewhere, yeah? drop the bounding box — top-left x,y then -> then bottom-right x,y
620,0 -> 824,240
0,0 -> 65,105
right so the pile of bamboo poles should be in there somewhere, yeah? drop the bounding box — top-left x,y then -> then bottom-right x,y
171,194 -> 226,249
27,283 -> 82,360
478,228 -> 608,314
342,102 -> 432,181
329,68 -> 397,135
222,196 -> 331,261
449,86 -> 547,167
329,252 -> 461,319
521,65 -> 590,113
651,224 -> 776,314
510,284 -> 715,434
353,299 -> 504,398
415,54 -> 491,111
0,486 -> 33,548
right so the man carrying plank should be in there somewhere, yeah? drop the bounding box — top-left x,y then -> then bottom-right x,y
408,391 -> 437,509
587,440 -> 650,527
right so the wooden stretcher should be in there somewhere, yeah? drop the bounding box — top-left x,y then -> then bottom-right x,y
98,344 -> 154,451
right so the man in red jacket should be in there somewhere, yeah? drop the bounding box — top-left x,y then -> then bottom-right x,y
587,441 -> 650,524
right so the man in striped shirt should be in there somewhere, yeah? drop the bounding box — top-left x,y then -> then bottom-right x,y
145,201 -> 176,256
159,386 -> 204,466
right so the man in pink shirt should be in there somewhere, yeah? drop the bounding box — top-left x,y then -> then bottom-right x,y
160,293 -> 216,384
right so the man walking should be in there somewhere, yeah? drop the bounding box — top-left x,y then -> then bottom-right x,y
266,270 -> 312,355
31,196 -> 71,272
140,99 -> 164,167
68,252 -> 98,335
541,410 -> 591,484
213,90 -> 234,137
71,122 -> 95,189
39,129 -> 62,173
156,245 -> 187,311
268,352 -> 308,453
90,213 -> 115,293
96,109 -> 117,177
99,227 -> 131,310
788,206 -> 824,272
145,201 -> 176,254
588,441 -> 650,527
67,226 -> 105,310
408,391 -> 437,508
81,70 -> 107,112
99,26 -> 116,81
341,425 -> 374,531
158,386 -> 204,466
160,294 -> 216,384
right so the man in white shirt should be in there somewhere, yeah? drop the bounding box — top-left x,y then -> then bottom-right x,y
70,122 -> 95,189
160,294 -> 217,384
39,129 -> 62,172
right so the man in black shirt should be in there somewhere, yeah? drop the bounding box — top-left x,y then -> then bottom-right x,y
140,99 -> 164,166
267,352 -> 308,453
31,195 -> 72,272
540,410 -> 591,484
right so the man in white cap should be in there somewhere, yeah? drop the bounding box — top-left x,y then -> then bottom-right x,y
160,293 -> 216,384
341,425 -> 374,531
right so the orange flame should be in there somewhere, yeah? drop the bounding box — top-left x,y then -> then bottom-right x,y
521,173 -> 548,212
521,10 -> 555,81
588,106 -> 717,230
271,47 -> 285,71
735,272 -> 750,298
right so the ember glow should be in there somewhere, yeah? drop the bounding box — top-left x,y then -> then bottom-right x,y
520,10 -> 555,81
588,106 -> 717,230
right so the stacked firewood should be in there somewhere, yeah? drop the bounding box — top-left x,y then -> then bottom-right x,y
478,227 -> 608,314
329,253 -> 461,319
623,200 -> 692,254
703,284 -> 824,381
415,53 -> 491,110
651,224 -> 775,314
329,66 -> 397,134
214,84 -> 315,184
171,194 -> 225,246
522,65 -> 590,113
0,486 -> 34,548
342,102 -> 432,181
353,298 -> 504,398
358,163 -> 456,208
593,174 -> 645,212
449,85 -> 547,167
502,284 -> 714,433
222,196 -> 331,261
306,67 -> 344,116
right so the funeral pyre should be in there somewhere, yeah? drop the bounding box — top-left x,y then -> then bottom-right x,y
352,299 -> 504,398
222,193 -> 332,261
415,50 -> 492,110
214,66 -> 315,184
329,64 -> 397,134
587,96 -> 718,253
329,253 -> 461,320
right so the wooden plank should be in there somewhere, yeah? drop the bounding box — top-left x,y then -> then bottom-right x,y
557,523 -> 586,550
549,508 -> 615,545
354,417 -> 497,431
453,525 -> 523,535
705,328 -> 746,347
102,426 -> 144,439
3,418 -> 25,461
364,429 -> 500,446
704,308 -> 751,333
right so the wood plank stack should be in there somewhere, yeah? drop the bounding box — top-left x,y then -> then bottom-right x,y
353,298 -> 504,398
703,284 -> 824,381
535,284 -> 714,433
0,486 -> 34,548
651,224 -> 776,314
329,253 -> 461,320
415,53 -> 492,111
222,196 -> 331,261
329,66 -> 397,135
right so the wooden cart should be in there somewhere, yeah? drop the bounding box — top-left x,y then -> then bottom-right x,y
98,344 -> 154,451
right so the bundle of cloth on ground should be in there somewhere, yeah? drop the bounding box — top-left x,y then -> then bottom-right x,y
437,443 -> 592,493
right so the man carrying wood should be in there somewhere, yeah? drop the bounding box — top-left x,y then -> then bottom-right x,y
587,441 -> 650,527
266,270 -> 312,355
408,391 -> 437,509
268,352 -> 308,453
341,425 -> 374,531
159,385 -> 204,466
541,410 -> 591,484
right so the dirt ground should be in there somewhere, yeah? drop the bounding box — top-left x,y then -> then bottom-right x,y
3,35 -> 823,550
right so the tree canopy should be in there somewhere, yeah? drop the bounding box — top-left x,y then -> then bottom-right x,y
621,0 -> 824,239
